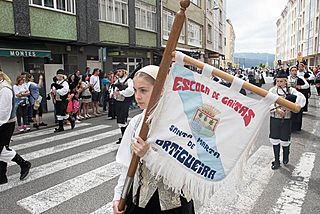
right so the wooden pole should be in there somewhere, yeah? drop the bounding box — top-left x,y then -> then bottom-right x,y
118,0 -> 191,211
172,52 -> 301,113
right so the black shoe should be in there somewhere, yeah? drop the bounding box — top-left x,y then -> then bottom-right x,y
283,146 -> 290,165
11,154 -> 31,180
39,122 -> 47,126
271,161 -> 281,170
20,161 -> 31,180
54,127 -> 64,133
33,124 -> 40,129
70,117 -> 75,129
0,177 -> 8,185
116,138 -> 122,144
0,162 -> 8,185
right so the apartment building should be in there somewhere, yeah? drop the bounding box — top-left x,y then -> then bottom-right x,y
276,0 -> 320,67
0,0 -> 160,111
162,0 -> 226,68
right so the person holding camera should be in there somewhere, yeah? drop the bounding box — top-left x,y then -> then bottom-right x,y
13,75 -> 30,132
111,63 -> 134,144
27,74 -> 47,129
268,70 -> 306,170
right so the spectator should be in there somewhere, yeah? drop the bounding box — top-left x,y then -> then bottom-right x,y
13,75 -> 30,132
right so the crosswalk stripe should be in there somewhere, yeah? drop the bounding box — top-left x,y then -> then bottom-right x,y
0,143 -> 119,193
17,162 -> 122,213
12,125 -> 111,151
12,123 -> 91,141
199,145 -> 274,213
91,202 -> 113,214
272,152 -> 316,214
8,128 -> 120,166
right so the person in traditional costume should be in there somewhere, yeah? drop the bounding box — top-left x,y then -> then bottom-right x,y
0,70 -> 31,184
287,65 -> 309,131
269,70 -> 306,170
112,65 -> 195,214
111,63 -> 134,144
51,69 -> 75,133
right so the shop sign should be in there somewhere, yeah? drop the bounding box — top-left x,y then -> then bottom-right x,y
0,48 -> 51,58
208,53 -> 220,59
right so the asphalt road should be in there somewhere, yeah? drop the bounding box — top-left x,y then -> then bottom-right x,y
1,79 -> 319,214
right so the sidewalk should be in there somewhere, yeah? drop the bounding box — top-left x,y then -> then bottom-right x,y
13,107 -> 108,136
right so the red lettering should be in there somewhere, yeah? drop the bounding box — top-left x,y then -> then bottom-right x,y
227,99 -> 234,107
233,102 -> 242,111
243,109 -> 255,126
212,91 -> 219,100
173,77 -> 184,91
183,78 -> 191,91
239,106 -> 249,117
221,96 -> 228,104
190,81 -> 196,91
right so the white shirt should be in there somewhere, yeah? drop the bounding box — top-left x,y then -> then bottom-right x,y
90,75 -> 101,92
55,80 -> 69,96
13,83 -> 28,97
113,112 -> 157,202
117,77 -> 134,97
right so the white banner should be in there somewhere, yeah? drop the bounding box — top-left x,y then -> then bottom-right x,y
146,58 -> 278,202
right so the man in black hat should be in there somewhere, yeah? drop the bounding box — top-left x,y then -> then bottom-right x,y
111,63 -> 134,144
268,71 -> 305,170
51,69 -> 75,132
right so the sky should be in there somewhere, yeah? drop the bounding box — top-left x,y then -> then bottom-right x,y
226,0 -> 288,54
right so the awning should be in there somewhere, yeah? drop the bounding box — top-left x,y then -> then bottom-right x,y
0,48 -> 51,58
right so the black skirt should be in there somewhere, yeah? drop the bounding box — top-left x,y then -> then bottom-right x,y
125,190 -> 195,214
269,117 -> 291,141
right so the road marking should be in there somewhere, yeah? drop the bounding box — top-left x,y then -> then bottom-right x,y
0,143 -> 119,193
272,152 -> 316,214
12,125 -> 112,151
17,162 -> 122,214
8,128 -> 120,166
12,123 -> 91,141
91,202 -> 113,214
199,145 -> 274,213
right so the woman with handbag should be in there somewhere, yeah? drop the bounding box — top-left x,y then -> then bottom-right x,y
27,74 -> 47,129
13,75 -> 30,132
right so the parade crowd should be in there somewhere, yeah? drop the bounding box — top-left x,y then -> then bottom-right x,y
1,60 -> 319,213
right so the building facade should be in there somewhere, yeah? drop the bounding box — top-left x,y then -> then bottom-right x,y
0,0 -> 160,111
225,19 -> 235,68
161,0 -> 226,69
276,0 -> 320,67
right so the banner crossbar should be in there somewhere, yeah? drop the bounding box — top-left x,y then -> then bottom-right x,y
172,51 -> 301,113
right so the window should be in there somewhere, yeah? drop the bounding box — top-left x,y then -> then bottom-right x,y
188,21 -> 202,47
99,0 -> 128,25
191,0 -> 200,6
207,0 -> 212,10
163,9 -> 185,43
29,0 -> 76,14
207,24 -> 212,42
135,1 -> 156,31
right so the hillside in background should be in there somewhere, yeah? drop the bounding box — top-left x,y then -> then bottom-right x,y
234,53 -> 275,68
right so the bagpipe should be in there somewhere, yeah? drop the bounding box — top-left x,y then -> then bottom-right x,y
113,63 -> 142,91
